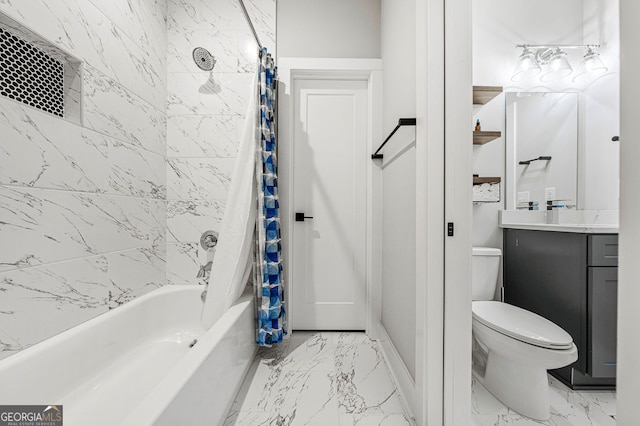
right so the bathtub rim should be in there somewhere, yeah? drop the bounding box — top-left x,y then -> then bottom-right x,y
122,287 -> 256,425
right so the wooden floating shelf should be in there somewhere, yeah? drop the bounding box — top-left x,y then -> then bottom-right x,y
473,131 -> 501,145
473,176 -> 501,185
473,86 -> 503,105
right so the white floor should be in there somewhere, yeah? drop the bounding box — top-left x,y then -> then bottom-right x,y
472,373 -> 617,425
224,331 -> 414,425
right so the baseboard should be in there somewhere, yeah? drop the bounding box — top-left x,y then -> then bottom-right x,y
374,322 -> 418,424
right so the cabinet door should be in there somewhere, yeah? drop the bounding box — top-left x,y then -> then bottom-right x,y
503,229 -> 587,373
588,267 -> 618,378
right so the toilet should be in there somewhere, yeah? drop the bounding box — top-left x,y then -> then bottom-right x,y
471,247 -> 577,421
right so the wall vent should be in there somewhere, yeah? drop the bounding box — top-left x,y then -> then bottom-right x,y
0,13 -> 82,123
0,26 -> 65,117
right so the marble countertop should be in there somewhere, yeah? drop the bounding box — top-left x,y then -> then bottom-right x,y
499,210 -> 619,234
499,222 -> 619,234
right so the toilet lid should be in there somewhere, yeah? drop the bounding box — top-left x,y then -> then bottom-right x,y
472,301 -> 574,350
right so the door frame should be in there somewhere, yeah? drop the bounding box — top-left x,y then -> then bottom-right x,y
278,58 -> 383,334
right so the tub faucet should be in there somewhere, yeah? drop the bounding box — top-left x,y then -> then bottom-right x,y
197,230 -> 218,302
197,261 -> 212,302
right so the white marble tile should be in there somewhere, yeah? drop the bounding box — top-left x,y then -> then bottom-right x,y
168,0 -> 246,32
472,374 -> 617,426
166,242 -> 200,286
475,414 -> 510,426
87,0 -> 167,64
108,139 -> 166,199
0,255 -> 110,357
283,332 -> 337,372
243,0 -> 276,53
227,333 -> 411,425
148,199 -> 167,246
0,98 -> 109,193
167,115 -> 242,158
166,199 -> 225,243
83,65 -> 166,157
74,1 -> 165,110
236,30 -> 261,72
333,342 -> 407,417
575,391 -> 616,417
233,368 -> 340,424
167,72 -> 253,116
168,28 -> 243,73
107,246 -> 166,308
0,1 -> 166,110
43,192 -> 153,262
339,414 -> 414,426
166,157 -> 235,201
0,186 -> 46,272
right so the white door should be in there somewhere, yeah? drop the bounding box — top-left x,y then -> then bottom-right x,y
291,78 -> 368,330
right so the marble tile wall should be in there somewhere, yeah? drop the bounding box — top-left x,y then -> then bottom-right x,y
0,0 -> 168,360
165,0 -> 275,285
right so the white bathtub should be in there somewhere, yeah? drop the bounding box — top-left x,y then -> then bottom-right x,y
0,285 -> 257,426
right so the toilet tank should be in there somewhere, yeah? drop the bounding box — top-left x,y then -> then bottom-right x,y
472,247 -> 502,301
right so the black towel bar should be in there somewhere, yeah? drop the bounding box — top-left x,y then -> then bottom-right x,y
371,118 -> 417,159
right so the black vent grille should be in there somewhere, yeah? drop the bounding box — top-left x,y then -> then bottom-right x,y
0,26 -> 64,117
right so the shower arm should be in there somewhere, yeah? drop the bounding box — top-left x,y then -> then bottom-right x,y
237,0 -> 264,55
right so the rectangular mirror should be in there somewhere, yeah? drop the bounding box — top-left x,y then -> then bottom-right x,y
505,92 -> 579,210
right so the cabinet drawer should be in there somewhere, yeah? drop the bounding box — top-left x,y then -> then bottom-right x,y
588,235 -> 618,266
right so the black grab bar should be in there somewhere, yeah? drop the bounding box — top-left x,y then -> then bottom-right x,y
371,118 -> 417,159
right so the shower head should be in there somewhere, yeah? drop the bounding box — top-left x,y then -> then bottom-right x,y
192,47 -> 216,71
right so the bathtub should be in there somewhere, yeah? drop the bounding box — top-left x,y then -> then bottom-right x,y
0,285 -> 257,425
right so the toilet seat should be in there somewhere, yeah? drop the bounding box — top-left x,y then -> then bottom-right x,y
472,301 -> 573,350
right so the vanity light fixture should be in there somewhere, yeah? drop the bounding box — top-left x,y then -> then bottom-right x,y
538,48 -> 572,82
511,47 -> 541,82
512,44 -> 606,83
572,46 -> 608,82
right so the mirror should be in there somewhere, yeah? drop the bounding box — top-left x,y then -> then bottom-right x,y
505,92 -> 578,210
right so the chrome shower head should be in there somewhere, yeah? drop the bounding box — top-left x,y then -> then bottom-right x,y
192,47 -> 216,71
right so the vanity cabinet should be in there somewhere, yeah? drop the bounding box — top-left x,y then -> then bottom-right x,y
503,229 -> 618,389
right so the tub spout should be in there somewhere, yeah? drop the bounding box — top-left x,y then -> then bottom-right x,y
197,261 -> 212,278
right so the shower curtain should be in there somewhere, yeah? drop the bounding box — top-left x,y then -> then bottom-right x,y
201,63 -> 258,330
255,48 -> 286,347
201,48 -> 286,347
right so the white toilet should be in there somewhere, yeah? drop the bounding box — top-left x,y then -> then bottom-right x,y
471,247 -> 578,421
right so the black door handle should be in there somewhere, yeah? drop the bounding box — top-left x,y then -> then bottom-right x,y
295,212 -> 314,222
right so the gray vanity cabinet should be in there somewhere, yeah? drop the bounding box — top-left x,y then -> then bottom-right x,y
503,229 -> 618,389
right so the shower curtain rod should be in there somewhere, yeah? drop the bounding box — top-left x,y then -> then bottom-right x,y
238,0 -> 264,53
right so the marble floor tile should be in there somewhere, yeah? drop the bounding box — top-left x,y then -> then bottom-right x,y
225,332 -> 412,426
339,413 -> 414,426
472,373 -> 616,425
574,390 -> 617,417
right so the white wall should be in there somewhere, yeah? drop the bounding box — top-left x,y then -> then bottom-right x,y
0,0 -> 167,360
380,0 -> 417,380
277,0 -> 381,58
617,1 -> 640,424
472,0 -> 620,258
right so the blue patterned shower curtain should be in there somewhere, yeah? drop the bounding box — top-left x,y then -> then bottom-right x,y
256,48 -> 286,347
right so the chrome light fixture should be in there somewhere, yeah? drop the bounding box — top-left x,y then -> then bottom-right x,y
512,44 -> 606,83
511,47 -> 541,82
538,47 -> 572,82
572,46 -> 608,83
